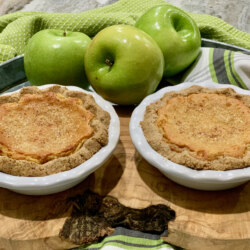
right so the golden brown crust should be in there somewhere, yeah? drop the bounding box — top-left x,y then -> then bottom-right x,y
0,85 -> 110,177
141,85 -> 250,171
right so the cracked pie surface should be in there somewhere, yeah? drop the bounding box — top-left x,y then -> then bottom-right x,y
0,85 -> 110,176
141,86 -> 250,171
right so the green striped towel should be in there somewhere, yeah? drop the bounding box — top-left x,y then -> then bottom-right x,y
0,0 -> 250,63
76,227 -> 176,250
179,47 -> 250,88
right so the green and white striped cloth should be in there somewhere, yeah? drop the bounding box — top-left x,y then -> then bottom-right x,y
180,48 -> 250,88
76,227 -> 175,250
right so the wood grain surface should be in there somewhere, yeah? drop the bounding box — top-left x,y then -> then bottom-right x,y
0,106 -> 249,250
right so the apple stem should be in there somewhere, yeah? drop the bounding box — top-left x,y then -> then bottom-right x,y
63,30 -> 66,37
105,58 -> 113,68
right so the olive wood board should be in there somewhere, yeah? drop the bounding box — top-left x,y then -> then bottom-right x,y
0,106 -> 249,250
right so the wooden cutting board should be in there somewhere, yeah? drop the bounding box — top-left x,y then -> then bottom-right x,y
0,106 -> 249,250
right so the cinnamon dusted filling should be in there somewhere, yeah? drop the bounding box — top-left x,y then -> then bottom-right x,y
0,92 -> 94,164
157,93 -> 250,161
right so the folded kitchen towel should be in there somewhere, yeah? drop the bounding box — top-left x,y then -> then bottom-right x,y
76,227 -> 176,250
171,47 -> 250,88
0,0 -> 250,63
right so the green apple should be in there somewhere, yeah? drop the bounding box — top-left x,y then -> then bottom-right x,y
84,25 -> 164,105
24,29 -> 91,89
135,5 -> 201,77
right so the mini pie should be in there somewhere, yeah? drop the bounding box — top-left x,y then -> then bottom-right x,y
141,85 -> 250,171
0,85 -> 110,177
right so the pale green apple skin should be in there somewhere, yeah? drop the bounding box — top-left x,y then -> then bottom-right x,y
136,5 -> 201,77
84,25 -> 164,105
24,29 -> 91,89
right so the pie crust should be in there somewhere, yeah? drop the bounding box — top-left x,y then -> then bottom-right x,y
0,85 -> 110,177
141,85 -> 250,171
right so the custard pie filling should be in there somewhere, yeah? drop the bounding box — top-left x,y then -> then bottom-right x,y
157,93 -> 250,160
0,92 -> 94,164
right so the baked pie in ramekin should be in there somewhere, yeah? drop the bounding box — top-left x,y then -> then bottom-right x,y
130,82 -> 250,190
141,85 -> 250,171
0,85 -> 111,177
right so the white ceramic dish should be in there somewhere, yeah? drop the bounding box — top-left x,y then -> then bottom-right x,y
130,81 -> 250,191
0,84 -> 120,195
